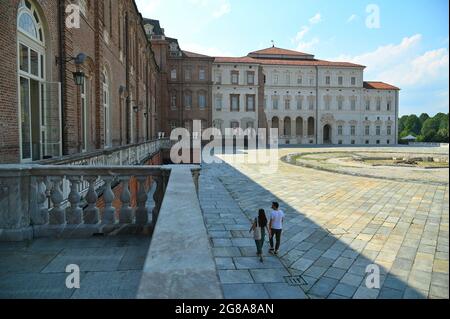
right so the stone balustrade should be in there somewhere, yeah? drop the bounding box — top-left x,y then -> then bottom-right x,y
36,138 -> 171,166
0,165 -> 201,241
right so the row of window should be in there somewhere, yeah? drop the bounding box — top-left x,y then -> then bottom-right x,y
324,75 -> 358,86
215,94 -> 256,112
262,96 -> 393,112
213,71 -> 256,85
337,139 -> 393,145
170,68 -> 207,81
170,91 -> 208,110
336,125 -> 393,136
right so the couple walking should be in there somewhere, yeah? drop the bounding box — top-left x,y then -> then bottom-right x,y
249,202 -> 285,262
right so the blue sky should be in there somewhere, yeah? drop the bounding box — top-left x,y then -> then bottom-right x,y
135,0 -> 449,116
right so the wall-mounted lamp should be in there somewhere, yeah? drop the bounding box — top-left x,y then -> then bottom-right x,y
56,53 -> 87,86
133,105 -> 139,113
144,112 -> 148,118
73,71 -> 85,86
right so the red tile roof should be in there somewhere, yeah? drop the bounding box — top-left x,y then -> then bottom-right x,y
214,56 -> 259,64
182,50 -> 212,58
214,56 -> 364,68
364,81 -> 400,90
249,47 -> 312,57
256,58 -> 365,68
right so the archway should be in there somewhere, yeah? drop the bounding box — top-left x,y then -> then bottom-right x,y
296,117 -> 303,136
284,117 -> 291,136
323,124 -> 332,144
307,117 -> 315,136
272,116 -> 279,134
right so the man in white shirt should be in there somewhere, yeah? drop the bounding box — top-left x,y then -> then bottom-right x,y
269,202 -> 285,255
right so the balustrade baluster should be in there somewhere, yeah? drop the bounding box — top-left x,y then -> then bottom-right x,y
119,176 -> 133,223
101,176 -> 116,224
84,176 -> 99,224
135,176 -> 148,224
49,177 -> 65,225
33,177 -> 49,225
66,176 -> 83,224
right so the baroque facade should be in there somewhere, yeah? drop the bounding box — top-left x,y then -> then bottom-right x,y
211,47 -> 400,145
143,19 -> 214,135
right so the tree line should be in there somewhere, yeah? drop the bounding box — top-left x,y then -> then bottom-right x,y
398,113 -> 449,143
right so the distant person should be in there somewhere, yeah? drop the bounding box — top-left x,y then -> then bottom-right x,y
250,209 -> 270,262
269,202 -> 285,256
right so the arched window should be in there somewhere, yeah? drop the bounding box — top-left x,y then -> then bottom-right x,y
18,0 -> 44,43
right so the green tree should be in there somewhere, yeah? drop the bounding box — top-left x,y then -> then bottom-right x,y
421,117 -> 440,142
404,115 -> 422,135
398,115 -> 409,133
436,128 -> 449,142
419,113 -> 429,125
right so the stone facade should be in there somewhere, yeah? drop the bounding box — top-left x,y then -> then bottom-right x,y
143,20 -> 214,136
212,47 -> 400,145
212,58 -> 262,135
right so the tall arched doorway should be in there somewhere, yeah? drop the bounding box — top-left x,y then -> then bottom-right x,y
102,68 -> 112,147
17,0 -> 56,161
284,117 -> 291,136
296,117 -> 303,137
272,116 -> 279,135
323,124 -> 332,144
307,117 -> 315,136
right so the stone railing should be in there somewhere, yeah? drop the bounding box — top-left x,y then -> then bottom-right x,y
409,142 -> 449,148
36,138 -> 171,166
0,165 -> 200,241
138,166 -> 221,299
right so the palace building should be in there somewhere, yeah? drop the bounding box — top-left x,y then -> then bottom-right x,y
0,1 -> 400,164
212,47 -> 400,145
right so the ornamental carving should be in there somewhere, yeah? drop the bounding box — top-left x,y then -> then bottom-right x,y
320,113 -> 335,124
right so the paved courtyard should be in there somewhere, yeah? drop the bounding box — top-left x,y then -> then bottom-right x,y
0,236 -> 150,298
199,146 -> 449,299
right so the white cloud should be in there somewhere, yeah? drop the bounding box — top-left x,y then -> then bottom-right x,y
336,34 -> 423,75
296,38 -> 320,52
187,0 -> 231,19
338,34 -> 449,115
309,13 -> 322,24
293,26 -> 310,42
212,1 -> 231,18
347,14 -> 358,23
291,13 -> 322,51
332,33 -> 449,89
135,0 -> 161,16
378,48 -> 449,87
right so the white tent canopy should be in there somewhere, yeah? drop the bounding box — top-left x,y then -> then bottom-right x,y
401,135 -> 417,141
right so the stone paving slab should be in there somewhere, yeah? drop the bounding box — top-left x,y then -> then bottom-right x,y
71,270 -> 142,299
0,235 -> 151,299
0,272 -> 79,299
42,247 -> 128,273
199,146 -> 449,299
222,283 -> 270,299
